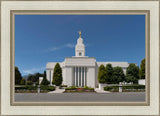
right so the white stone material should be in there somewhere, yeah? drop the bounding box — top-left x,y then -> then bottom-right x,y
39,77 -> 43,85
46,34 -> 136,88
64,67 -> 73,86
119,85 -> 122,92
75,36 -> 85,57
99,83 -> 108,90
138,79 -> 145,85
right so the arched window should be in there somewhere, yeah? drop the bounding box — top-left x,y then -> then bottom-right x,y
79,52 -> 82,56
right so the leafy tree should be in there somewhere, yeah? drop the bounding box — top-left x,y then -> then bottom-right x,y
20,78 -> 26,85
52,63 -> 63,86
126,63 -> 139,83
112,67 -> 125,84
15,66 -> 22,85
125,74 -> 138,83
26,81 -> 33,85
27,74 -> 34,81
139,58 -> 145,79
98,65 -> 107,83
27,73 -> 43,82
41,71 -> 50,85
43,70 -> 46,78
106,64 -> 113,84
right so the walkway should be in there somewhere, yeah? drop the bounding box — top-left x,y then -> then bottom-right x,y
95,88 -> 111,93
48,87 -> 65,93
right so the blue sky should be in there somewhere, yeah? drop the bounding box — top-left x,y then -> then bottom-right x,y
15,15 -> 145,76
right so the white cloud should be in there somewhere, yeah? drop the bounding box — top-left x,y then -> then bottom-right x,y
66,43 -> 75,48
48,43 -> 75,52
22,67 -> 45,74
46,43 -> 91,52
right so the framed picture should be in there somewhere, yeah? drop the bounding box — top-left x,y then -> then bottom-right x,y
0,0 -> 159,115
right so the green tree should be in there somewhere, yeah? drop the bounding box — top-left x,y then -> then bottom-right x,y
43,70 -> 46,78
52,63 -> 63,86
20,78 -> 26,85
26,81 -> 33,85
139,58 -> 145,79
112,67 -> 125,84
126,63 -> 139,83
106,64 -> 113,84
15,66 -> 22,85
27,73 -> 43,82
98,65 -> 107,83
41,71 -> 50,85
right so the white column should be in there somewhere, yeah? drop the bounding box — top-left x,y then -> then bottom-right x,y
81,67 -> 82,87
84,67 -> 85,86
49,70 -> 51,85
75,67 -> 76,86
78,66 -> 79,87
50,70 -> 52,85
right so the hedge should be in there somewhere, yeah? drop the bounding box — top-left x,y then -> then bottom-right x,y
15,85 -> 37,90
65,86 -> 94,91
104,86 -> 119,91
122,85 -> 145,89
40,85 -> 55,91
60,85 -> 68,87
15,85 -> 55,91
104,85 -> 145,91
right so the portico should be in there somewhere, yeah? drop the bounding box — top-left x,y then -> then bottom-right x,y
73,66 -> 87,87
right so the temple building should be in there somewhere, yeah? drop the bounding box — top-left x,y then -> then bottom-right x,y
46,32 -> 133,88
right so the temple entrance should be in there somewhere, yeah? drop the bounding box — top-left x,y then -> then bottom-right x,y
73,67 -> 87,87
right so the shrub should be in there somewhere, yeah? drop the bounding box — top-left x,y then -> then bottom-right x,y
106,64 -> 114,84
52,63 -> 63,86
139,58 -> 145,79
35,82 -> 39,85
20,78 -> 26,85
98,65 -> 107,83
84,86 -> 89,89
88,87 -> 94,90
122,85 -> 145,89
15,66 -> 22,85
112,67 -> 125,84
40,85 -> 55,91
47,86 -> 55,91
71,86 -> 76,89
104,85 -> 145,92
26,85 -> 37,90
27,81 -> 33,85
126,64 -> 139,83
41,77 -> 50,85
60,85 -> 68,87
65,86 -> 77,90
15,86 -> 27,90
104,86 -> 119,91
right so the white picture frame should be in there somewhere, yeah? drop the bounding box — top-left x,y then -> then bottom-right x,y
1,0 -> 159,115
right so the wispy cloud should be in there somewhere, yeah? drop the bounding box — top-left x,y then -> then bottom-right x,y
48,43 -> 75,52
46,43 -> 92,52
22,67 -> 45,74
66,43 -> 75,48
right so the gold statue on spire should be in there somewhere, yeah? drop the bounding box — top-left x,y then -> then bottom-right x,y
79,31 -> 81,38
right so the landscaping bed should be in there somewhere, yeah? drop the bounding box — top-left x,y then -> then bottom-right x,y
64,86 -> 95,93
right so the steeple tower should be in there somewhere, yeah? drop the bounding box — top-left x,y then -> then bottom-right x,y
75,31 -> 85,57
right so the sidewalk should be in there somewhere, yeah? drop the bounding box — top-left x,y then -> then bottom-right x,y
95,88 -> 111,93
48,87 -> 65,93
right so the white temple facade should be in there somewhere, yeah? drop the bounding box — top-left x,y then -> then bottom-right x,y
46,32 -> 134,88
